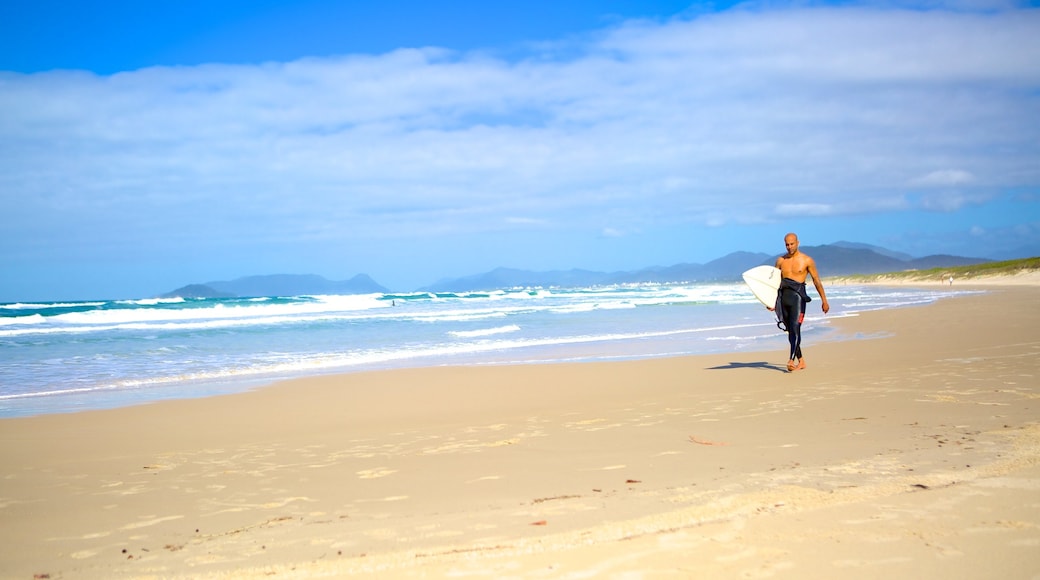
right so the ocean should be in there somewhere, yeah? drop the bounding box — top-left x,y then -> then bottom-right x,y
0,283 -> 970,418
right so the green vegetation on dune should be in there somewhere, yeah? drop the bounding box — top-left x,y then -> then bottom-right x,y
839,257 -> 1040,283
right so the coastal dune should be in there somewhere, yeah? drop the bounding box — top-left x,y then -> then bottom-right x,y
1,286 -> 1038,578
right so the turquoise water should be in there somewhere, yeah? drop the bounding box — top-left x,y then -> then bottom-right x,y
0,283 -> 968,417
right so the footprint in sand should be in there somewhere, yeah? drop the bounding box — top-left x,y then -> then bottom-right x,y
357,468 -> 397,479
567,418 -> 606,427
121,515 -> 184,530
464,423 -> 508,433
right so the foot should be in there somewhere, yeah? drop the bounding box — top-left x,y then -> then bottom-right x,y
797,358 -> 806,370
787,360 -> 798,372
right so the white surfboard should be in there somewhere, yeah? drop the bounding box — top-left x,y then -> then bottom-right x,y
742,265 -> 782,308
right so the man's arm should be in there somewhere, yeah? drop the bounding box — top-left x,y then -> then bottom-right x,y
807,260 -> 830,314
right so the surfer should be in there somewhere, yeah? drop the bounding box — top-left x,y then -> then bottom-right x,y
770,233 -> 829,372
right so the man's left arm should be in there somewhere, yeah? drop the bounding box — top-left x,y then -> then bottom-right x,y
808,260 -> 830,314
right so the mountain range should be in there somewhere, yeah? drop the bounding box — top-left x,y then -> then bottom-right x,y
418,242 -> 989,292
162,241 -> 993,298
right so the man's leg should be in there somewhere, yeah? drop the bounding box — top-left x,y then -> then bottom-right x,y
795,299 -> 807,369
782,290 -> 805,371
787,322 -> 801,370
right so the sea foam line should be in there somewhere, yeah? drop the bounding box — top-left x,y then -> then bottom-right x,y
1,301 -> 107,310
0,319 -> 788,402
449,325 -> 522,338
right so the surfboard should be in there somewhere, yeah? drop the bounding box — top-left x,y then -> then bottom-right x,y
742,265 -> 782,308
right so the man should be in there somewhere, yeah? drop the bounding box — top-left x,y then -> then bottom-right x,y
770,233 -> 829,372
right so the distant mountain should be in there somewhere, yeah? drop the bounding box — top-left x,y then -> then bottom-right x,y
701,251 -> 775,280
823,243 -> 992,272
806,246 -> 991,275
162,243 -> 1001,297
831,241 -> 913,261
800,245 -> 907,275
162,284 -> 235,299
421,251 -> 776,291
601,252 -> 774,285
421,245 -> 993,292
162,274 -> 389,298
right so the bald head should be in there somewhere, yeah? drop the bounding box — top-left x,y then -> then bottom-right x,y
784,233 -> 799,255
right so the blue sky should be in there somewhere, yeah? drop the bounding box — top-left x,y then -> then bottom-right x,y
2,0 -> 1039,301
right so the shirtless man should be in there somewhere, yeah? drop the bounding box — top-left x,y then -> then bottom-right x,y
771,233 -> 829,372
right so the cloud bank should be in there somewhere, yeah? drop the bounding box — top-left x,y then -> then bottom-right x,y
1,4 -> 1038,289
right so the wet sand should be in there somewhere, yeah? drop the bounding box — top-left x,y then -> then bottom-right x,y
1,285 -> 1038,579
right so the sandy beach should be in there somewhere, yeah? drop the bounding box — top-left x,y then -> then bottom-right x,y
2,284 -> 1038,579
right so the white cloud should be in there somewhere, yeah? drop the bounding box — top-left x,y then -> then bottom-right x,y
917,191 -> 994,212
505,216 -> 550,227
911,169 -> 976,186
775,195 -> 910,218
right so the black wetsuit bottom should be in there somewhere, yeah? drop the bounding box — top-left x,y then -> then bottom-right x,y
778,279 -> 810,361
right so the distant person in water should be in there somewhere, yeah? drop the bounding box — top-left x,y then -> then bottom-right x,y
769,233 -> 830,372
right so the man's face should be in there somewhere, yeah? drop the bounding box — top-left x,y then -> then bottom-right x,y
785,236 -> 799,254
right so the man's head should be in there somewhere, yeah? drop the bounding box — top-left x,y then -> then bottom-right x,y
784,233 -> 799,255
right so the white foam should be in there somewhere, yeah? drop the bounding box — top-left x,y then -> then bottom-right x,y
117,297 -> 186,306
1,293 -> 393,336
1,301 -> 106,310
449,325 -> 521,338
0,313 -> 45,327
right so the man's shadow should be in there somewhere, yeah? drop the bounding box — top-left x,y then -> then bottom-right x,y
706,361 -> 787,373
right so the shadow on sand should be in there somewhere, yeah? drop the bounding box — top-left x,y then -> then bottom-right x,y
706,361 -> 787,373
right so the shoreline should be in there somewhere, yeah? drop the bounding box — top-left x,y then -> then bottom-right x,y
1,286 -> 1038,578
0,282 -> 974,420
